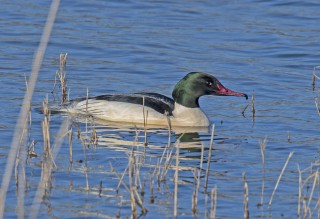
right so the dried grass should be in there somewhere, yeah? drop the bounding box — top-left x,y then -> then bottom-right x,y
268,151 -> 294,207
204,124 -> 215,192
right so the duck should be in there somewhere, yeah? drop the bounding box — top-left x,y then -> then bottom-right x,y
54,72 -> 248,127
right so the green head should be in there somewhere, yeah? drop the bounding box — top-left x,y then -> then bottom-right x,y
172,72 -> 248,108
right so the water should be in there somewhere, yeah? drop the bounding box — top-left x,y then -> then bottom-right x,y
1,0 -> 320,218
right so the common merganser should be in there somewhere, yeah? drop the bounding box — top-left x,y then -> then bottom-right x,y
54,72 -> 248,127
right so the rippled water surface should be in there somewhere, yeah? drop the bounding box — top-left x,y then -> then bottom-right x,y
1,0 -> 320,218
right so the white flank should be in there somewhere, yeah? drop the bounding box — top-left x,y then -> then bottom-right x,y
63,99 -> 210,127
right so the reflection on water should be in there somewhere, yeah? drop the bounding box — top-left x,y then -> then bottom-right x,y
71,114 -> 209,151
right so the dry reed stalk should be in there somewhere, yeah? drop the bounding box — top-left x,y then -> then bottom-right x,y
242,173 -> 249,219
77,128 -> 89,190
0,0 -> 60,215
84,166 -> 89,191
134,188 -> 147,214
192,169 -> 200,217
142,96 -> 148,146
68,128 -> 73,165
300,171 -> 320,218
297,162 -> 320,218
312,73 -> 316,92
85,87 -> 89,134
132,133 -> 141,189
259,138 -> 267,207
160,146 -> 174,182
312,66 -> 320,91
315,98 -> 320,116
154,115 -> 173,182
112,135 -> 147,215
27,140 -> 38,160
116,165 -> 129,193
129,146 -> 147,215
40,96 -> 53,200
17,144 -> 27,219
306,170 -> 318,218
268,151 -> 294,207
140,178 -> 146,197
72,122 -> 91,191
128,148 -> 138,217
210,186 -> 217,219
28,118 -> 70,219
312,66 -> 320,115
192,169 -> 198,215
200,143 -> 204,170
134,154 -> 142,193
42,95 -> 54,163
59,53 -> 68,103
297,164 -> 302,218
90,126 -> 98,148
77,89 -> 90,191
302,198 -> 307,218
174,140 -> 180,218
251,90 -> 255,125
15,75 -> 33,219
51,54 -> 68,102
204,124 -> 215,192
166,111 -> 172,146
157,130 -> 175,183
110,163 -> 130,193
192,144 -> 205,216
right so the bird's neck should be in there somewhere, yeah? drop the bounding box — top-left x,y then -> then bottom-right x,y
172,88 -> 200,108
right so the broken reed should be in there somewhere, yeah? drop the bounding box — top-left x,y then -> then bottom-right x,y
52,53 -> 68,103
59,53 -> 68,103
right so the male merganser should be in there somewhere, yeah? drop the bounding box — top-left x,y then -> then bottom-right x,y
54,72 -> 247,127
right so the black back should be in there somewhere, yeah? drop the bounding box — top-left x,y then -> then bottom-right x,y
94,92 -> 175,116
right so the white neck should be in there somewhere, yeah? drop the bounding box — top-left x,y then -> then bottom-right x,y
172,103 -> 210,126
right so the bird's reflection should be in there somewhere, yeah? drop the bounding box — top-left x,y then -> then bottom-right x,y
67,114 -> 211,154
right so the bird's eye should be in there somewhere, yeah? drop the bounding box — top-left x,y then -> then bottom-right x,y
206,81 -> 213,86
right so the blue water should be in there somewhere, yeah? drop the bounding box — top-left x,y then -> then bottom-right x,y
1,0 -> 320,218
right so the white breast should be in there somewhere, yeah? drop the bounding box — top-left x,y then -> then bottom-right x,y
171,103 -> 210,127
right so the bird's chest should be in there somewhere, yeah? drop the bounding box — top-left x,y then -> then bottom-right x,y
171,103 -> 210,126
